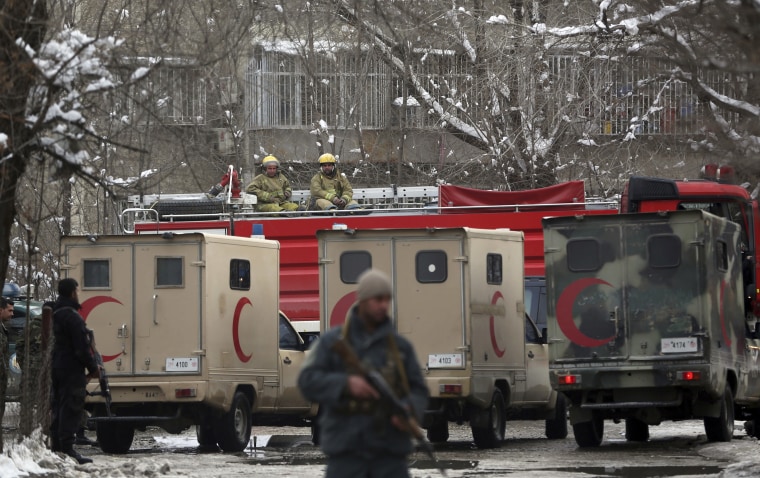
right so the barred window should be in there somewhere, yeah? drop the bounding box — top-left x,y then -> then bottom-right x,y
549,55 -> 740,137
154,68 -> 207,125
118,64 -> 207,126
246,48 -> 390,129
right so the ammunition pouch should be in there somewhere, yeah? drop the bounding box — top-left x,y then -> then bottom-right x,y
334,399 -> 380,415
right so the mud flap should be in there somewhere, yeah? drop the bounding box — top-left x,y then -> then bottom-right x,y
694,397 -> 723,418
569,406 -> 594,425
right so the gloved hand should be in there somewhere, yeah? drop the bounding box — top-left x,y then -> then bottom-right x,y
284,190 -> 292,199
337,197 -> 347,207
332,196 -> 343,206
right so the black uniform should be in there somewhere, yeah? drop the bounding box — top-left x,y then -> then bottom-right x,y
298,306 -> 428,478
51,297 -> 98,455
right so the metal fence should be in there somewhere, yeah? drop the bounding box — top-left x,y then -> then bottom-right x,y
245,47 -> 741,136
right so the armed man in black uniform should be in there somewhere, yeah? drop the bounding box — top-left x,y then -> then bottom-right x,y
298,269 -> 429,478
50,278 -> 99,464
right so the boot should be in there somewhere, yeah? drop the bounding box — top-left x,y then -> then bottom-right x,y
75,429 -> 98,446
64,447 -> 93,465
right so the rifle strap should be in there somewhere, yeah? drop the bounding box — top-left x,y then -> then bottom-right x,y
340,315 -> 411,397
388,334 -> 411,397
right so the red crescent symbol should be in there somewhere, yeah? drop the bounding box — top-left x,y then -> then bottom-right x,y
719,280 -> 731,347
80,296 -> 123,362
233,298 -> 253,363
489,291 -> 506,358
557,278 -> 615,348
330,291 -> 358,328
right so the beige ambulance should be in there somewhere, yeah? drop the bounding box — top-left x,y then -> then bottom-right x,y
317,227 -> 567,449
60,233 -> 314,454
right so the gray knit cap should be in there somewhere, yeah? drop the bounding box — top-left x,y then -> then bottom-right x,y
356,269 -> 392,301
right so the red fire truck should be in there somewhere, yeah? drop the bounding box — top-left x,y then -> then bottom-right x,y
121,164 -> 760,334
122,180 -> 615,335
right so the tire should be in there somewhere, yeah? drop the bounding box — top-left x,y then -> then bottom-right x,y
96,421 -> 135,454
427,416 -> 449,443
573,413 -> 604,448
215,392 -> 252,452
196,423 -> 218,449
624,417 -> 649,442
545,393 -> 568,440
471,389 -> 506,449
704,386 -> 734,442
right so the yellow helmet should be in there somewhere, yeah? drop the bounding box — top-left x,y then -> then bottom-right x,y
318,153 -> 336,164
262,155 -> 279,168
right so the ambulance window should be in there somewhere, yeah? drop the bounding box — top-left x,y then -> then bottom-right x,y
648,234 -> 681,268
229,259 -> 250,290
716,240 -> 729,272
416,250 -> 447,283
340,251 -> 372,283
82,259 -> 110,289
279,313 -> 300,350
487,254 -> 502,285
567,238 -> 601,272
156,257 -> 184,287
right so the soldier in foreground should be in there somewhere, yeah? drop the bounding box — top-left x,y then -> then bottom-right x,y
50,278 -> 99,464
246,155 -> 304,213
298,269 -> 429,478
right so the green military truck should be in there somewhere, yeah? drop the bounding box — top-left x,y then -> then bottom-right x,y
544,209 -> 760,447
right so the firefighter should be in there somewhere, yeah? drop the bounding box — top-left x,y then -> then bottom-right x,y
309,153 -> 361,211
298,269 -> 429,478
50,278 -> 99,464
246,155 -> 303,213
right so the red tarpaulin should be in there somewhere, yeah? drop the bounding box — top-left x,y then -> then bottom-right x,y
438,181 -> 586,213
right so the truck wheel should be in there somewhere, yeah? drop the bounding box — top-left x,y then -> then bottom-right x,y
215,392 -> 252,452
96,422 -> 135,454
427,416 -> 449,443
704,386 -> 734,442
624,418 -> 649,442
471,389 -> 505,449
573,414 -> 604,448
196,423 -> 218,449
545,393 -> 568,440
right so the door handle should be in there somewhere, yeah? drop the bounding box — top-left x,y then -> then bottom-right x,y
528,350 -> 535,359
283,357 -> 292,365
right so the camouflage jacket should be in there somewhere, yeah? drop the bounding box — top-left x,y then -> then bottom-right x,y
246,173 -> 293,204
298,306 -> 428,457
309,170 -> 354,203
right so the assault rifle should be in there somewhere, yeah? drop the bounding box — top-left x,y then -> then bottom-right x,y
86,329 -> 112,417
331,339 -> 446,477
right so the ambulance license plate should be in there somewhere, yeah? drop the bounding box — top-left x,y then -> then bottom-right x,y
428,354 -> 464,369
166,357 -> 199,372
661,337 -> 698,354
